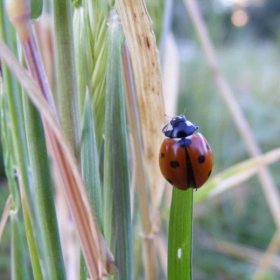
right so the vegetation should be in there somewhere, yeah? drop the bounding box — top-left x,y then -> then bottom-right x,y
1,0 -> 280,279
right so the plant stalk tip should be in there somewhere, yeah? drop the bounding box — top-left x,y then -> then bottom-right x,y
5,0 -> 31,41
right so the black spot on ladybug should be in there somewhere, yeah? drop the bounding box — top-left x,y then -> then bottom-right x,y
167,178 -> 173,184
161,153 -> 165,158
206,144 -> 210,150
170,161 -> 180,168
198,155 -> 206,163
208,170 -> 212,177
177,138 -> 192,148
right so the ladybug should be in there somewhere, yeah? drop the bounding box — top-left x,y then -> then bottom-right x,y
159,115 -> 213,190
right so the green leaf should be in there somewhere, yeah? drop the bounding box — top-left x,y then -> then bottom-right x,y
30,0 -> 43,20
168,188 -> 193,280
103,12 -> 133,280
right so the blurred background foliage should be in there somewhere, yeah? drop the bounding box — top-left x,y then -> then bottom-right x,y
1,0 -> 280,279
172,0 -> 280,279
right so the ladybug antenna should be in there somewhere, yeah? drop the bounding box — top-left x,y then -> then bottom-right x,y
164,113 -> 172,119
182,108 -> 187,116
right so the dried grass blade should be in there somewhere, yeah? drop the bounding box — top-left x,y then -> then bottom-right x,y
122,42 -> 157,280
116,0 -> 166,214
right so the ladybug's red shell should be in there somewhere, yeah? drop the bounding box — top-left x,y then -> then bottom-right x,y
159,133 -> 213,190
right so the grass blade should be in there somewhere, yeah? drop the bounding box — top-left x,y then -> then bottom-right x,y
80,93 -> 103,279
122,43 -> 157,279
103,13 -> 133,279
81,93 -> 102,229
20,184 -> 43,280
53,0 -> 80,157
168,188 -> 193,280
116,0 -> 165,214
0,40 -> 115,279
11,215 -> 31,280
23,92 -> 66,280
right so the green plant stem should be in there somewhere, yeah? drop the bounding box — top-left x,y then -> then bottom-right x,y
53,0 -> 80,158
168,188 -> 193,280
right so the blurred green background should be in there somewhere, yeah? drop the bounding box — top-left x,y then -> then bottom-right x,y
173,0 -> 280,279
1,0 -> 280,279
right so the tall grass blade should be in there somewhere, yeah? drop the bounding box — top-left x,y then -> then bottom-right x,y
5,1 -> 67,277
116,0 -> 165,216
53,0 -> 80,157
20,184 -> 43,280
81,93 -> 102,229
103,13 -> 133,279
11,215 -> 30,280
0,4 -> 45,277
22,92 -> 66,280
168,188 -> 193,280
0,40 -> 115,279
0,80 -> 20,210
122,43 -> 157,280
73,5 -> 89,118
1,77 -> 43,278
0,0 -> 33,219
80,93 -> 103,279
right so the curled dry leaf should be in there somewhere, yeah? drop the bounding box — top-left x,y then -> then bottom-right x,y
116,0 -> 165,219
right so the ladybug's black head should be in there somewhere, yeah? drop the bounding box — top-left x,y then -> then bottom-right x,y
170,115 -> 187,126
162,115 -> 198,138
